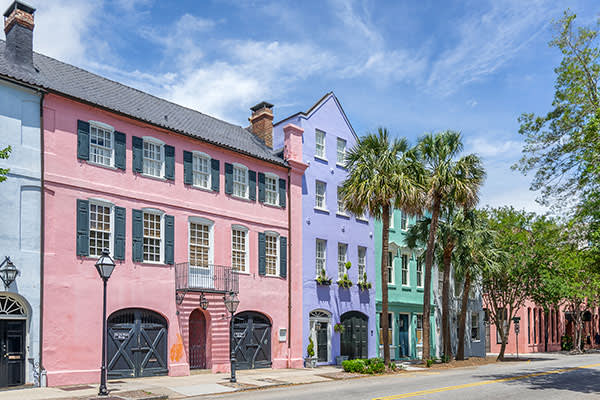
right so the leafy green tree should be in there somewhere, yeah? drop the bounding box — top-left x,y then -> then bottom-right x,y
416,131 -> 485,362
340,128 -> 423,365
0,146 -> 11,182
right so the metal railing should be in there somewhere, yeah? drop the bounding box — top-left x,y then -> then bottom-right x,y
175,262 -> 239,293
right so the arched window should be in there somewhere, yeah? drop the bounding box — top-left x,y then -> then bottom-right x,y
0,295 -> 26,318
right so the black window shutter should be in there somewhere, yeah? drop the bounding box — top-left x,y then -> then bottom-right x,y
77,120 -> 90,160
164,145 -> 175,180
280,236 -> 287,278
211,159 -> 220,192
183,150 -> 193,185
165,214 -> 174,264
76,199 -> 89,256
258,232 -> 266,275
114,206 -> 126,260
258,173 -> 265,203
114,131 -> 126,170
248,170 -> 257,201
225,163 -> 233,194
132,209 -> 143,262
132,136 -> 143,173
279,178 -> 286,208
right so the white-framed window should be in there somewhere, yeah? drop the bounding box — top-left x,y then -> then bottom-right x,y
143,138 -> 164,178
233,164 -> 249,199
336,138 -> 346,165
401,212 -> 408,230
387,251 -> 394,285
316,239 -> 326,277
89,201 -> 112,257
389,209 -> 394,229
189,220 -> 212,267
231,225 -> 248,272
378,312 -> 394,351
357,210 -> 368,221
416,257 -> 423,288
193,152 -> 211,189
315,180 -> 327,210
265,173 -> 279,206
337,186 -> 346,215
401,254 -> 409,286
89,123 -> 114,167
358,247 -> 366,278
337,243 -> 347,279
471,312 -> 480,341
265,233 -> 279,276
143,210 -> 163,263
315,129 -> 326,159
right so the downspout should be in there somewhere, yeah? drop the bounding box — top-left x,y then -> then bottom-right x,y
38,91 -> 45,386
287,167 -> 292,365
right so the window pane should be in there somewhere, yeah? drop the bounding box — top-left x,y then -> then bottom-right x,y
90,126 -> 113,167
143,141 -> 162,177
193,154 -> 211,189
387,251 -> 394,284
315,130 -> 325,158
89,203 -> 111,256
265,175 -> 278,205
315,181 -> 326,209
265,234 -> 278,275
233,166 -> 248,198
231,228 -> 246,272
402,254 -> 409,285
358,247 -> 366,278
316,239 -> 326,277
143,212 -> 162,262
337,243 -> 347,279
336,138 -> 346,164
190,222 -> 210,267
337,186 -> 345,214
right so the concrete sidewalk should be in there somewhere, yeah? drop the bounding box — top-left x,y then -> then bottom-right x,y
0,366 -> 348,400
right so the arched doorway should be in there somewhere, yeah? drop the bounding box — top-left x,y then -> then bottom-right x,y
107,308 -> 168,378
0,295 -> 26,387
340,311 -> 368,360
232,311 -> 271,369
309,310 -> 331,363
189,309 -> 206,369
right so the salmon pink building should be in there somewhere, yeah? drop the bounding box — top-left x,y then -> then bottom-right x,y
0,2 -> 306,386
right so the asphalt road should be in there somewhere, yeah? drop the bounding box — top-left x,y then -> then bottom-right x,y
196,353 -> 600,399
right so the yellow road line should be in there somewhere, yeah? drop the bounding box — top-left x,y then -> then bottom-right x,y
373,362 -> 600,399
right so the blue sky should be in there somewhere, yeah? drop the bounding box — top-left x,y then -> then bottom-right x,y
13,0 -> 598,212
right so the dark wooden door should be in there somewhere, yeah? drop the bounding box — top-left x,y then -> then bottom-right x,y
107,309 -> 168,379
340,312 -> 368,360
0,320 -> 25,387
232,312 -> 271,369
316,323 -> 328,362
189,309 -> 206,369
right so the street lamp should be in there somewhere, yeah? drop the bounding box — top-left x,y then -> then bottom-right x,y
0,257 -> 19,287
199,293 -> 209,311
224,292 -> 240,383
95,249 -> 116,397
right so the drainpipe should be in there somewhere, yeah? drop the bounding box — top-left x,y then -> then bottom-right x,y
38,91 -> 45,386
287,167 -> 292,366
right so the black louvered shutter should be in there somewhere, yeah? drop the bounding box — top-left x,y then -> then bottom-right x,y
77,120 -> 90,160
132,136 -> 143,173
132,209 -> 143,262
280,236 -> 287,278
114,131 -> 126,170
279,178 -> 286,208
258,232 -> 266,276
211,159 -> 220,192
248,170 -> 257,201
183,150 -> 193,185
225,163 -> 233,194
76,199 -> 89,256
165,215 -> 174,264
258,173 -> 265,203
164,145 -> 175,180
114,206 -> 126,260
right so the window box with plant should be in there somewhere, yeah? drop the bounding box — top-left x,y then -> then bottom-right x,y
337,261 -> 353,289
305,337 -> 317,368
357,272 -> 372,291
334,322 -> 345,334
315,267 -> 332,286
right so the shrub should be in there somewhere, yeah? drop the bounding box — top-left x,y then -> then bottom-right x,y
342,358 -> 388,374
307,337 -> 315,358
426,358 -> 435,368
366,358 -> 385,374
441,354 -> 451,363
561,335 -> 573,351
342,359 -> 366,373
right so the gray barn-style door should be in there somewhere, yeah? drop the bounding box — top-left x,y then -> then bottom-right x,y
107,309 -> 168,379
232,312 -> 271,370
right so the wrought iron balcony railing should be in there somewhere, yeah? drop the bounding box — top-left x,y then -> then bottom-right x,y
175,262 -> 239,294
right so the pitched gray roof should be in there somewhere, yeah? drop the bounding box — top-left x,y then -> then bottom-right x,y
0,40 -> 285,166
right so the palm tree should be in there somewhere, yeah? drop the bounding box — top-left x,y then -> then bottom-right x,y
416,131 -> 485,362
341,128 -> 423,365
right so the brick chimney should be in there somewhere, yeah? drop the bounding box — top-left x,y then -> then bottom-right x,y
3,1 -> 35,69
249,101 -> 274,148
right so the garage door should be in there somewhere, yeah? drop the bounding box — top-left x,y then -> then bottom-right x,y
232,312 -> 271,370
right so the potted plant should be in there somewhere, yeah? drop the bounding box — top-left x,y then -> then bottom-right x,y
305,337 -> 317,368
357,272 -> 372,291
315,267 -> 332,286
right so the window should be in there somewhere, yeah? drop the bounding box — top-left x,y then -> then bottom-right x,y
189,221 -> 211,267
315,181 -> 326,209
358,247 -> 366,278
231,227 -> 248,272
379,313 -> 394,349
416,258 -> 423,288
337,243 -> 347,279
193,153 -> 211,189
143,139 -> 163,177
336,138 -> 346,165
316,239 -> 326,277
416,314 -> 423,347
89,124 -> 113,167
265,234 -> 278,275
401,254 -> 409,286
143,211 -> 162,262
471,313 -> 480,341
387,251 -> 394,284
337,186 -> 346,215
315,129 -> 326,159
265,174 -> 279,205
233,165 -> 249,198
89,202 -> 112,256
401,212 -> 407,230
389,209 -> 394,229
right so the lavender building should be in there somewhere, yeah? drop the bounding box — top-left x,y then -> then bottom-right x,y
273,93 -> 376,364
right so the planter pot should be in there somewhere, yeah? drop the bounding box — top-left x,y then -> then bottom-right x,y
304,357 -> 317,368
336,355 -> 349,366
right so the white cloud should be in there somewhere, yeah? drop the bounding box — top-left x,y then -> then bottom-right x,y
466,137 -> 522,158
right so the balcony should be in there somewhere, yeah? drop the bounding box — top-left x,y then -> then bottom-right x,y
175,263 -> 239,294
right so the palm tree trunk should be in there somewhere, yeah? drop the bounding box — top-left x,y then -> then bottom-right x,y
423,197 -> 441,363
456,270 -> 471,360
442,245 -> 452,360
381,204 -> 391,365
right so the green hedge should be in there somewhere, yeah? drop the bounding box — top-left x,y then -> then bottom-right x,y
342,358 -> 386,374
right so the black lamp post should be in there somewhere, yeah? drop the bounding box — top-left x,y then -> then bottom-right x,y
224,292 -> 240,383
199,293 -> 209,311
0,257 -> 19,288
95,249 -> 116,397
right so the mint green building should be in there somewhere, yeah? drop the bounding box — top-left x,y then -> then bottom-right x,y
375,209 -> 436,360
